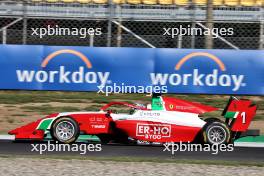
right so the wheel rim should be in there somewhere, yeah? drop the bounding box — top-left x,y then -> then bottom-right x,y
55,121 -> 75,141
207,126 -> 226,144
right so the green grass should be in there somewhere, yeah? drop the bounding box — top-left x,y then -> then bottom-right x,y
253,114 -> 264,121
83,105 -> 104,111
82,107 -> 100,111
0,91 -> 152,104
11,114 -> 27,117
4,105 -> 16,108
6,118 -> 15,124
20,105 -> 82,114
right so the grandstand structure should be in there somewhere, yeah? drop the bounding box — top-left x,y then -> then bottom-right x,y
0,0 -> 263,49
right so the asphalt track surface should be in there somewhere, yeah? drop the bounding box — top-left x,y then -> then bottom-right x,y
1,140 -> 264,162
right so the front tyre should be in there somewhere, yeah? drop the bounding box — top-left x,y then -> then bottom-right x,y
51,117 -> 80,144
203,121 -> 231,145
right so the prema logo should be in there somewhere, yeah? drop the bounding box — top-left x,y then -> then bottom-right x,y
16,49 -> 110,86
136,123 -> 171,140
150,52 -> 246,91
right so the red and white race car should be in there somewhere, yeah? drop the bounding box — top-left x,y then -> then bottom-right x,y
9,95 -> 257,145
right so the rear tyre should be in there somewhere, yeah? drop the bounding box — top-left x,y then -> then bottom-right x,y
203,120 -> 231,145
51,117 -> 79,144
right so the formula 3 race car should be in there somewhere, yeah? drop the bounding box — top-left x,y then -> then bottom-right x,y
9,95 -> 257,145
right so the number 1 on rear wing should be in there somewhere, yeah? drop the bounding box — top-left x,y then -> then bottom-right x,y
222,96 -> 257,132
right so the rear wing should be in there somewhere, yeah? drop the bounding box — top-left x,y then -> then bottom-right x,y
223,96 -> 257,132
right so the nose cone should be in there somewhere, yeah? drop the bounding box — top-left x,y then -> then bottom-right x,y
8,121 -> 40,135
8,128 -> 19,135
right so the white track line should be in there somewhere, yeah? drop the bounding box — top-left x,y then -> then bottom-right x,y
0,135 -> 15,140
0,135 -> 97,142
234,142 -> 264,148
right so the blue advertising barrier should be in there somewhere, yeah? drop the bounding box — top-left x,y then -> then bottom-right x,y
154,49 -> 264,95
0,44 -> 263,95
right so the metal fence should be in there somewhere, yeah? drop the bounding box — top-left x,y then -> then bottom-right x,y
0,0 -> 263,50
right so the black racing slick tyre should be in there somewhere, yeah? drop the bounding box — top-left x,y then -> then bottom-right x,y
51,117 -> 80,144
203,120 -> 231,145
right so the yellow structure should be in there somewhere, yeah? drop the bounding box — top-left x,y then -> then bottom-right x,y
174,0 -> 189,6
142,0 -> 158,5
224,0 -> 240,6
29,0 -> 264,6
213,0 -> 223,6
